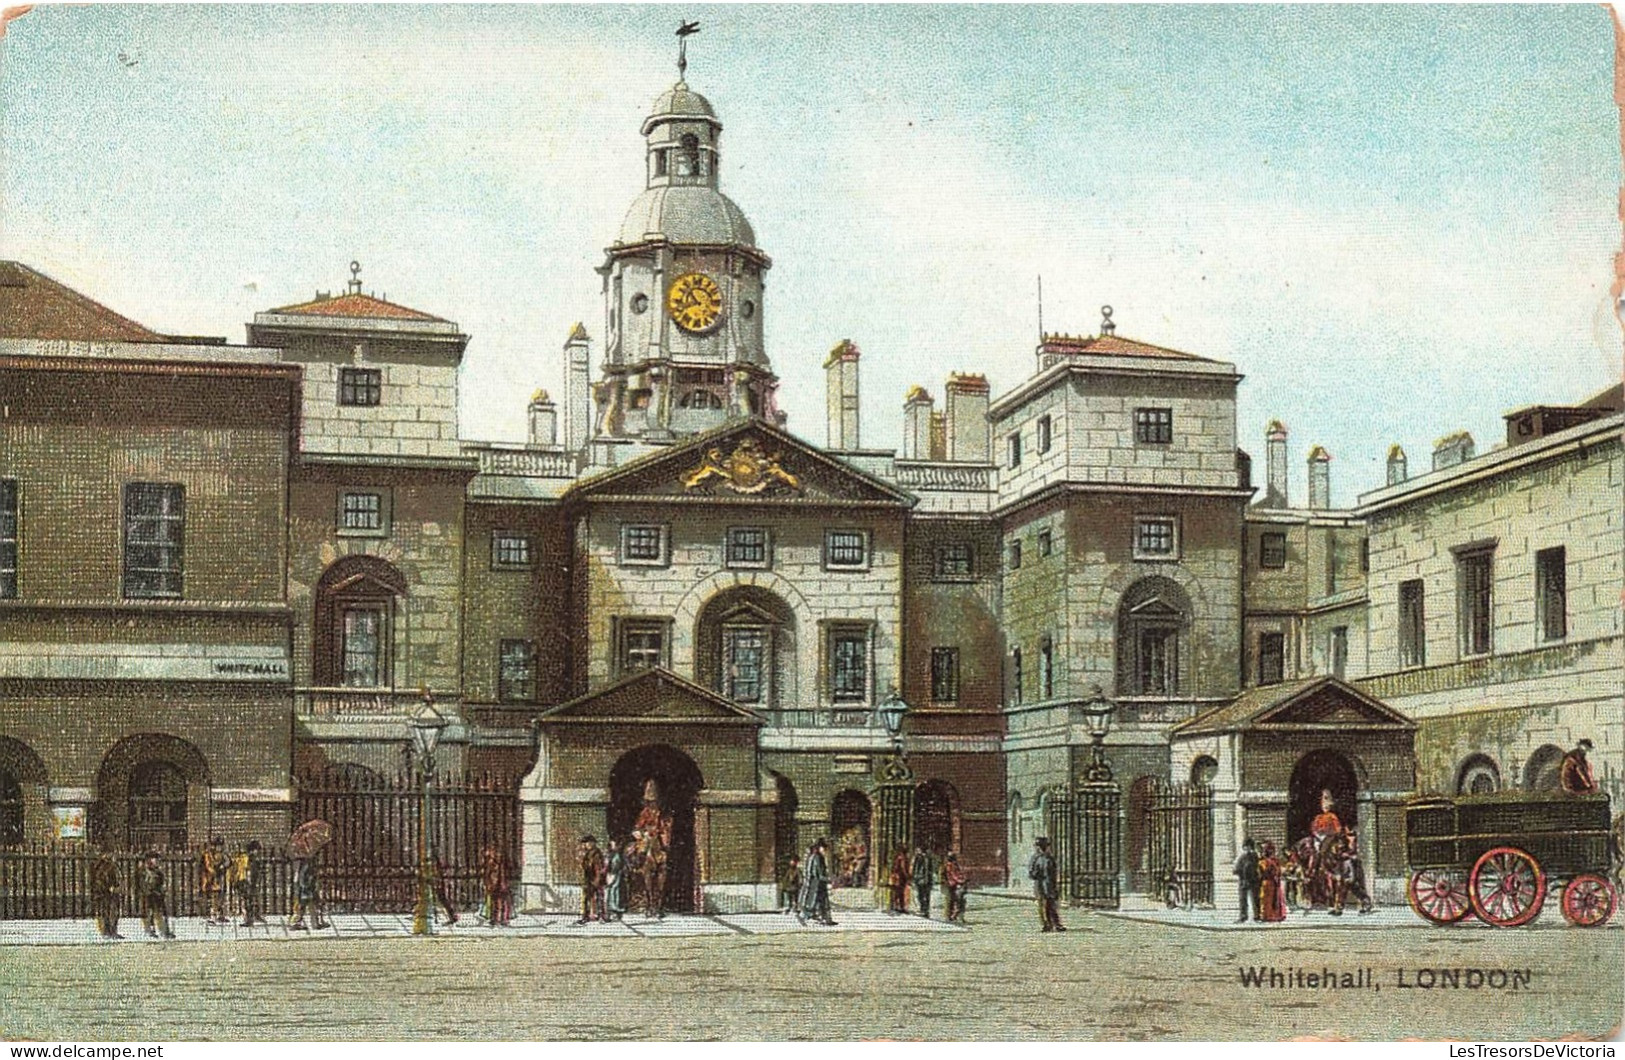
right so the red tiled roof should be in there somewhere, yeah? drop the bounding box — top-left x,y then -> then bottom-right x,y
268,291 -> 445,322
1039,332 -> 1211,362
0,261 -> 167,342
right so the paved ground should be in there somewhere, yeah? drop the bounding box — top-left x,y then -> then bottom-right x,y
0,894 -> 1619,1041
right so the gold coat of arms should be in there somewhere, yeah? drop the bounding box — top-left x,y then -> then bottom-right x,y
682,438 -> 801,495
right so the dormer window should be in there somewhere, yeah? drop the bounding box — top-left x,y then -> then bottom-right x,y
654,151 -> 668,178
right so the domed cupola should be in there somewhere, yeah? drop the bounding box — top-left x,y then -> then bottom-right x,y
593,24 -> 778,447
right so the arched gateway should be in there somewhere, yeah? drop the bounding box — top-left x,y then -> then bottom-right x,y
608,745 -> 703,913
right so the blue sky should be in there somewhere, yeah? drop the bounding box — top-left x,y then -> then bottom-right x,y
2,5 -> 1618,505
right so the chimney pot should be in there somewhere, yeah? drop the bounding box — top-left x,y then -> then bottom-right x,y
1307,445 -> 1331,510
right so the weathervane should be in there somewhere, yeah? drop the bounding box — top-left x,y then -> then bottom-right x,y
676,20 -> 700,80
348,260 -> 363,295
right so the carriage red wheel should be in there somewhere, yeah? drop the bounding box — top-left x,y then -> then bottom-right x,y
1408,868 -> 1472,924
1468,846 -> 1546,927
1560,874 -> 1616,927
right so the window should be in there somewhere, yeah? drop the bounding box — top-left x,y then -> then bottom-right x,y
1009,648 -> 1023,705
824,530 -> 868,571
0,768 -> 21,846
338,367 -> 382,407
492,533 -> 533,570
1399,579 -> 1426,668
1456,547 -> 1494,656
619,620 -> 668,673
930,647 -> 959,703
1039,637 -> 1055,699
1007,431 -> 1022,469
341,606 -> 385,687
339,492 -> 385,536
127,761 -> 187,851
123,483 -> 184,598
1135,407 -> 1173,444
726,527 -> 770,569
1138,627 -> 1178,694
0,479 -> 16,599
1536,546 -> 1566,642
1134,517 -> 1178,560
621,524 -> 668,566
724,625 -> 769,703
1037,529 -> 1053,558
1258,631 -> 1284,685
1007,539 -> 1022,570
1117,579 -> 1187,697
498,639 -> 536,703
1359,537 -> 1370,574
1329,626 -> 1348,680
932,542 -> 974,580
1259,532 -> 1287,569
1036,415 -> 1052,454
828,626 -> 869,702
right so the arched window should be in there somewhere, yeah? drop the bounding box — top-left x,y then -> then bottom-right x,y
676,133 -> 701,178
0,769 -> 22,846
1456,754 -> 1501,795
678,389 -> 723,410
128,761 -> 187,851
696,588 -> 796,713
314,556 -> 407,688
1524,745 -> 1565,792
1190,755 -> 1219,787
1117,577 -> 1190,696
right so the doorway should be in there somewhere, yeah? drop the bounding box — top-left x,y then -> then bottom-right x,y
1287,749 -> 1359,844
608,745 -> 703,913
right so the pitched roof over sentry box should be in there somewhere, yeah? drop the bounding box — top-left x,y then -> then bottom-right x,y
566,417 -> 916,509
0,261 -> 168,342
1172,676 -> 1415,738
538,668 -> 765,726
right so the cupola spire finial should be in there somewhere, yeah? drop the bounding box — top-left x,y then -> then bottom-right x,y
676,20 -> 700,81
348,260 -> 363,295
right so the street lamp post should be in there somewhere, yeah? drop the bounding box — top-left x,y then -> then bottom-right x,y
1073,685 -> 1121,908
872,686 -> 914,908
409,692 -> 447,937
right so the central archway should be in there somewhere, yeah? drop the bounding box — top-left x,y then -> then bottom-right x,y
1287,749 -> 1359,845
607,745 -> 703,913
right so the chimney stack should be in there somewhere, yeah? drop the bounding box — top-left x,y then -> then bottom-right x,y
1307,445 -> 1331,510
563,323 -> 592,452
902,386 -> 934,460
825,339 -> 861,450
528,389 -> 558,447
1264,420 -> 1289,507
943,373 -> 991,462
1432,431 -> 1475,471
1386,444 -> 1408,486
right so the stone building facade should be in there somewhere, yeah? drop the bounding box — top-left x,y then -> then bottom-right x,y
1,72 -> 1619,916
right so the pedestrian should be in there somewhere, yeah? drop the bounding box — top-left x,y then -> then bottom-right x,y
1339,832 -> 1375,915
1234,837 -> 1261,922
481,843 -> 512,926
289,856 -> 327,930
603,838 -> 627,923
942,851 -> 968,925
89,850 -> 122,939
428,855 -> 460,926
576,834 -> 606,924
199,837 -> 230,925
1282,847 -> 1307,911
139,851 -> 175,939
803,838 -> 835,925
887,847 -> 910,915
911,846 -> 937,919
234,840 -> 266,927
1257,842 -> 1286,923
1561,739 -> 1600,795
779,855 -> 802,916
1028,837 -> 1063,932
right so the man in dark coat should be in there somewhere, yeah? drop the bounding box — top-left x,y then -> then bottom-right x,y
779,855 -> 802,915
576,834 -> 606,924
1234,837 -> 1261,922
802,838 -> 834,925
911,846 -> 938,919
89,851 -> 122,939
1561,739 -> 1600,795
139,852 -> 175,939
289,857 -> 327,930
1028,837 -> 1064,932
236,840 -> 266,927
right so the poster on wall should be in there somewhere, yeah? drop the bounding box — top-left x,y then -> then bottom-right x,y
50,806 -> 86,840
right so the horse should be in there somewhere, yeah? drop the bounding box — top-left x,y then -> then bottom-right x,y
632,828 -> 668,919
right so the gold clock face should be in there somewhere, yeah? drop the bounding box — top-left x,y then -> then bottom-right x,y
667,272 -> 724,334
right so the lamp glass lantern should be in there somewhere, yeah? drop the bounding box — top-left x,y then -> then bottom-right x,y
1079,688 -> 1116,783
876,687 -> 908,746
410,700 -> 448,763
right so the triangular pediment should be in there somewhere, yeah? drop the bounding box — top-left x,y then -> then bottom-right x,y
538,668 -> 764,726
566,420 -> 914,507
1174,677 -> 1414,737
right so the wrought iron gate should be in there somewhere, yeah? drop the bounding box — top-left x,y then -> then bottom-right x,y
1145,780 -> 1214,907
1043,782 -> 1122,908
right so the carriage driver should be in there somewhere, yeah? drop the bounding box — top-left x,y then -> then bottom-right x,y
1560,739 -> 1600,796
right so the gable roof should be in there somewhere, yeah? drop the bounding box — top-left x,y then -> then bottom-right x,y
1038,332 -> 1214,363
566,417 -> 915,507
267,291 -> 446,322
0,261 -> 168,342
539,668 -> 765,725
1172,676 -> 1415,738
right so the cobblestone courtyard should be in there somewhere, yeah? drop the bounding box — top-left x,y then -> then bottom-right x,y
0,897 -> 1618,1041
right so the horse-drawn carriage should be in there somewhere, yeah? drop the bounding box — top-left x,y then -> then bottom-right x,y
1404,792 -> 1618,927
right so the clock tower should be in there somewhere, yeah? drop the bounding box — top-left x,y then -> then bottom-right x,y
596,67 -> 778,442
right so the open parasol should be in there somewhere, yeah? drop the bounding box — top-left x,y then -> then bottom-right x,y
288,819 -> 334,859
